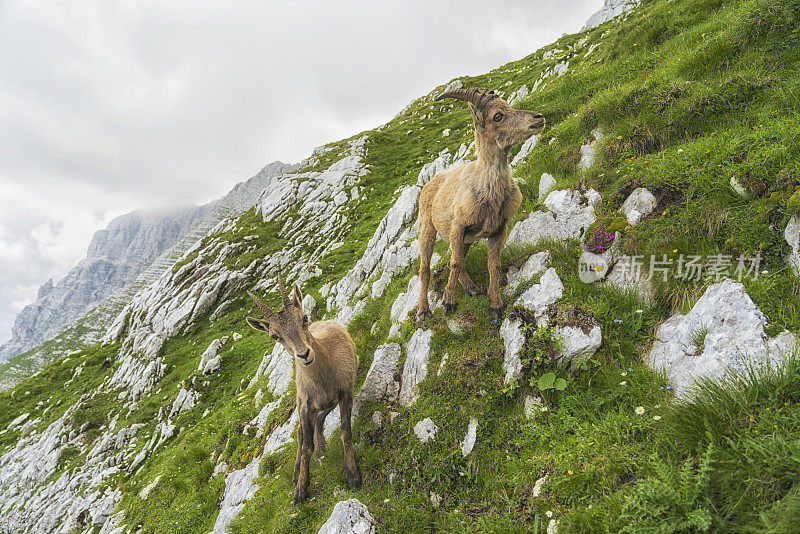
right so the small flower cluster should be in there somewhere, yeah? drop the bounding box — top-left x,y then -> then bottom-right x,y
585,223 -> 615,253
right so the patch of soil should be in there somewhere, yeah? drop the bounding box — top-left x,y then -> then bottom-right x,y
549,302 -> 597,334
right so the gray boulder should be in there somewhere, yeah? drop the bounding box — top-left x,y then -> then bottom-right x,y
621,188 -> 657,226
647,280 -> 798,398
318,499 -> 376,534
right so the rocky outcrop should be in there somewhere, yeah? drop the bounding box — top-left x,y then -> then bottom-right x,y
506,189 -> 601,247
786,216 -> 799,274
399,329 -> 434,407
213,409 -> 299,533
621,188 -> 657,227
506,252 -> 551,294
318,499 -> 376,534
584,0 -> 640,30
647,280 -> 798,398
516,268 -> 564,324
460,418 -> 478,457
0,206 -> 207,362
357,343 -> 401,403
413,418 -> 438,443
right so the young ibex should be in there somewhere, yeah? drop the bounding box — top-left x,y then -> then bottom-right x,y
417,87 -> 545,318
246,275 -> 361,505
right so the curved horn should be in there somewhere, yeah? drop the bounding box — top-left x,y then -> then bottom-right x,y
248,290 -> 275,318
277,272 -> 290,306
435,87 -> 497,110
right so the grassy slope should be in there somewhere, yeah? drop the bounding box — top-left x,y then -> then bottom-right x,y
2,0 -> 800,532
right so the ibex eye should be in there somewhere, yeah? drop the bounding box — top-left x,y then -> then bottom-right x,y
493,112 -> 504,122
270,333 -> 280,341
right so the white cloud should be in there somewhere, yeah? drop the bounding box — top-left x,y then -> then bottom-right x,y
0,0 -> 602,341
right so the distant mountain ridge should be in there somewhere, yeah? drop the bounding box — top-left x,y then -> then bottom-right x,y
0,206 -> 208,362
0,160 -> 297,366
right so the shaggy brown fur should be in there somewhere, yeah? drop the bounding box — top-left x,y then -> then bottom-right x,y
417,87 -> 546,318
246,275 -> 361,505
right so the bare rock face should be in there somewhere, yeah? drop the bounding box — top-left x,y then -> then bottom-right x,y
170,387 -> 199,417
413,418 -> 438,443
248,343 -> 293,395
317,499 -> 376,534
507,189 -> 601,248
199,337 -> 228,375
647,280 -> 799,398
579,128 -> 604,170
516,268 -> 564,324
213,410 -> 298,534
621,188 -> 657,227
538,173 -> 556,202
501,318 -> 526,385
460,418 -> 479,457
506,252 -> 551,295
511,134 -> 541,168
0,206 -> 208,362
357,343 -> 401,403
389,273 -> 442,337
554,325 -> 602,370
399,329 -> 434,407
786,216 -> 800,274
584,0 -> 640,30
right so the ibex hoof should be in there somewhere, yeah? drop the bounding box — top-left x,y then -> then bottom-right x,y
292,487 -> 307,505
347,471 -> 362,490
416,309 -> 431,320
444,303 -> 457,314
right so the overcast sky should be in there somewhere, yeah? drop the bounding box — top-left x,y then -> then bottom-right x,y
0,0 -> 602,341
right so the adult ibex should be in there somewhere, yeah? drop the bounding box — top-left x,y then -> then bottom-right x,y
246,275 -> 361,505
417,87 -> 545,318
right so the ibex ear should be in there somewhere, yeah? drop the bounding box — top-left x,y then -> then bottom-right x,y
468,102 -> 486,130
246,317 -> 270,332
291,283 -> 303,308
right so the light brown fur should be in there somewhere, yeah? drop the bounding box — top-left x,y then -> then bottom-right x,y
246,278 -> 361,505
417,88 -> 546,317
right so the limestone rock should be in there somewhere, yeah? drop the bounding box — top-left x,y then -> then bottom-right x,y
516,268 -> 564,323
524,395 -> 545,419
199,337 -> 227,375
399,329 -> 434,407
579,128 -> 604,170
507,85 -> 530,106
413,418 -> 438,443
318,499 -> 376,534
248,343 -> 293,395
554,325 -> 602,370
357,343 -> 401,403
170,387 -> 199,417
584,0 -> 640,30
506,252 -> 551,294
511,134 -> 541,168
507,189 -> 601,247
786,216 -> 799,274
538,173 -> 556,202
213,410 -> 298,533
501,318 -> 526,385
389,275 -> 441,335
621,188 -> 656,226
647,280 -> 799,398
460,418 -> 478,457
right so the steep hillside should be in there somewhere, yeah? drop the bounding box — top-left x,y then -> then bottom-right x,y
0,160 -> 296,390
2,0 -> 800,532
0,207 -> 208,362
